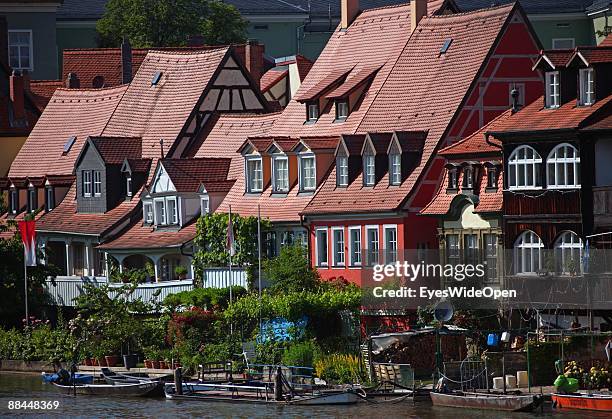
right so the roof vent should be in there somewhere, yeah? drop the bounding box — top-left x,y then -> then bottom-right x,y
151,71 -> 163,86
63,136 -> 76,154
440,39 -> 453,54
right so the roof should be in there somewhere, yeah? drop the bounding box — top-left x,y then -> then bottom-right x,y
304,3 -> 521,215
601,34 -> 612,47
533,49 -> 575,69
159,158 -> 233,193
439,110 -> 508,156
28,80 -> 64,112
570,46 -> 612,65
89,136 -> 142,165
458,0 -> 594,14
62,48 -> 148,88
101,48 -> 230,159
587,0 -> 612,13
326,65 -> 380,99
57,0 -> 109,20
8,85 -> 127,178
260,69 -> 288,93
293,67 -> 353,102
96,220 -> 198,250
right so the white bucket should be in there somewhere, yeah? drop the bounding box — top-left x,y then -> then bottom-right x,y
493,376 -> 504,389
505,374 -> 517,389
516,371 -> 528,388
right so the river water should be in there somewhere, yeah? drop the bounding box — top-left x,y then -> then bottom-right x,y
0,373 -> 609,418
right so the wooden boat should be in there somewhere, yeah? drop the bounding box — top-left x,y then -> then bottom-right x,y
430,391 -> 542,412
100,368 -> 165,397
552,393 -> 612,412
52,380 -> 158,397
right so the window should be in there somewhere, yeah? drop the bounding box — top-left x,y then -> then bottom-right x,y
336,100 -> 349,120
246,158 -> 263,192
315,228 -> 328,267
448,169 -> 458,189
579,68 -> 595,106
266,232 -> 277,258
384,225 -> 398,263
364,155 -> 375,186
552,38 -> 574,49
27,188 -> 36,213
273,156 -> 289,192
366,226 -> 379,266
389,154 -> 401,185
514,230 -> 543,274
83,171 -> 92,197
464,234 -> 477,264
555,231 -> 582,274
144,203 -> 153,224
200,196 -> 210,215
93,171 -> 101,196
508,146 -> 542,190
307,102 -> 319,122
92,75 -> 105,88
484,234 -> 498,281
8,30 -> 32,71
349,226 -> 362,266
487,167 -> 497,189
545,71 -> 560,108
167,198 -> 178,225
446,234 -> 460,265
332,227 -> 345,266
10,189 -> 18,214
463,166 -> 474,189
337,156 -> 348,187
154,199 -> 166,225
547,143 -> 580,188
126,176 -> 132,197
45,187 -> 54,211
281,231 -> 294,247
300,156 -> 316,191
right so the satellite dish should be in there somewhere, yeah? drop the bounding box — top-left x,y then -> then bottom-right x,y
434,300 -> 454,322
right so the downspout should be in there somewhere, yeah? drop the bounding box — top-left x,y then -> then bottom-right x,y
296,2 -> 312,55
300,213 -> 312,266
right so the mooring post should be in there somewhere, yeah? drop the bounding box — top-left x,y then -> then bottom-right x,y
175,367 -> 183,395
274,366 -> 283,401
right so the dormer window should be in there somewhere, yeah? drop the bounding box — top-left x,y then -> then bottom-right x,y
153,197 -> 178,226
337,156 -> 348,187
167,197 -> 178,225
299,155 -> 316,191
306,102 -> 319,122
335,100 -> 349,120
27,187 -> 37,213
487,167 -> 497,189
201,196 -> 210,215
10,189 -> 18,214
364,155 -> 375,186
448,168 -> 458,190
144,202 -> 153,224
579,68 -> 594,106
463,166 -> 474,189
93,171 -> 101,197
272,156 -> 289,193
545,71 -> 560,108
389,154 -> 401,185
246,157 -> 263,193
45,186 -> 54,211
82,170 -> 92,197
126,176 -> 132,197
154,199 -> 166,225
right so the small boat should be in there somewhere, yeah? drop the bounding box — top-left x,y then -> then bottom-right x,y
100,368 -> 166,397
52,380 -> 158,397
552,393 -> 612,412
41,372 -> 93,385
430,391 -> 542,412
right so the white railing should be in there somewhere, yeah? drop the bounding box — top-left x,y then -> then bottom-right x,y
108,279 -> 194,303
202,267 -> 247,288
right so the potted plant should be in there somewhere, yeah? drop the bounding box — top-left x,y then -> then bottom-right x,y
175,266 -> 188,280
565,258 -> 578,277
143,347 -> 157,369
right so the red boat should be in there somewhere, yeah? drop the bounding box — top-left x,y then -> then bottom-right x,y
552,393 -> 612,412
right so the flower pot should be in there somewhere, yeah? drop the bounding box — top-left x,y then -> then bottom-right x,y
97,357 -> 107,367
151,360 -> 161,369
123,354 -> 138,370
159,360 -> 169,370
84,358 -> 93,366
173,362 -> 181,369
144,360 -> 153,369
105,355 -> 121,367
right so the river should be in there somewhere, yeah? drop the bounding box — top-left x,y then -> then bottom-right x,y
0,373 -> 609,418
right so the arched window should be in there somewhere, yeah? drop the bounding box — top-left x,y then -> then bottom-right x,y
508,146 -> 542,190
554,231 -> 582,274
547,144 -> 580,188
514,230 -> 543,274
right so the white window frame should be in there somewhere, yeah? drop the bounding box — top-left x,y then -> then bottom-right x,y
348,226 -> 362,267
546,143 -> 580,189
487,167 -> 497,188
463,166 -> 474,189
8,29 -> 33,71
552,38 -> 575,50
144,202 -> 153,224
83,170 -> 92,197
545,71 -> 560,108
154,198 -> 166,225
336,100 -> 349,119
508,145 -> 542,190
272,155 -> 289,193
389,154 -> 401,185
446,234 -> 460,265
28,188 -> 36,213
307,102 -> 319,122
514,230 -> 543,274
315,227 -> 328,267
93,171 -> 101,197
299,154 -> 316,191
365,225 -> 379,266
448,169 -> 458,189
554,231 -> 583,274
383,224 -> 398,264
200,196 -> 210,215
10,189 -> 18,214
126,176 -> 132,197
364,155 -> 375,186
331,227 -> 345,267
337,156 -> 348,187
246,156 -> 263,193
45,186 -> 54,211
166,196 -> 178,225
579,68 -> 595,106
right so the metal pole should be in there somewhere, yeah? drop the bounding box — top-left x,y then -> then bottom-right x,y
257,205 -> 262,332
24,258 -> 28,325
228,205 -> 233,305
527,332 -> 532,393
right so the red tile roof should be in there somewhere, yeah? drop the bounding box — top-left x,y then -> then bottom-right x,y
294,67 -> 353,102
298,136 -> 339,151
8,85 -> 127,178
102,48 -> 230,160
63,48 -> 148,88
270,138 -> 300,152
46,174 -> 76,186
126,158 -> 151,173
601,34 -> 612,48
295,55 -> 314,82
239,137 -> 273,153
571,47 -> 612,66
28,80 -> 64,112
97,220 -> 198,250
159,157 -> 233,193
89,136 -> 142,165
326,65 -> 381,99
260,69 -> 288,94
533,49 -> 574,70
439,110 -> 509,156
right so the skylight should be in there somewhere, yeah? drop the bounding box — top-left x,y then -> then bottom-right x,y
151,71 -> 163,86
63,136 -> 76,154
440,39 -> 453,54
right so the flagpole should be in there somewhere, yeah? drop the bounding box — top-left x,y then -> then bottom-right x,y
228,205 -> 233,335
257,205 -> 262,332
24,257 -> 28,326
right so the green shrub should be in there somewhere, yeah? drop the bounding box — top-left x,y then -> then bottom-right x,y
281,340 -> 321,368
314,354 -> 364,384
265,244 -> 320,293
163,287 -> 246,311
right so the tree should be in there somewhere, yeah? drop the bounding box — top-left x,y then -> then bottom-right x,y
97,0 -> 248,48
265,245 -> 320,293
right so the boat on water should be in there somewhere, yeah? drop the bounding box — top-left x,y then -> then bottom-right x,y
41,372 -> 93,385
552,393 -> 612,412
52,380 -> 159,397
100,368 -> 167,397
430,391 -> 542,412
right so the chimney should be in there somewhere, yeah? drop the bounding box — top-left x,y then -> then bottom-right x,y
10,70 -> 26,121
510,87 -> 521,113
411,0 -> 427,32
245,40 -> 265,88
341,0 -> 360,30
0,16 -> 7,70
121,37 -> 132,84
22,69 -> 30,92
65,72 -> 80,89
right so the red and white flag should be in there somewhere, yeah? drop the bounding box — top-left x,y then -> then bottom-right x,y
18,220 -> 36,267
226,210 -> 236,257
